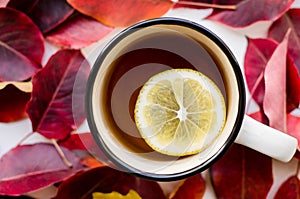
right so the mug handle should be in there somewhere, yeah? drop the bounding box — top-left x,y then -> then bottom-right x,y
235,115 -> 298,162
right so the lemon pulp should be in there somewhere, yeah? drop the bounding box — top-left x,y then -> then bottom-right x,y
134,69 -> 226,156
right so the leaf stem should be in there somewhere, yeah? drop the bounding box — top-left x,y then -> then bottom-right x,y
175,1 -> 237,10
51,139 -> 73,168
16,131 -> 35,147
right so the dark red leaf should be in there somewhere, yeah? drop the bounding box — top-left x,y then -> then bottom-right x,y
46,13 -> 113,49
170,174 -> 206,199
287,113 -> 300,150
210,144 -> 273,199
274,176 -> 300,199
286,56 -> 300,111
0,7 -> 43,81
269,9 -> 300,73
59,132 -> 101,153
0,84 -> 31,122
248,111 -> 269,125
8,0 -> 74,33
66,0 -> 174,27
53,166 -> 166,199
244,38 -> 300,113
26,49 -> 90,140
207,0 -> 294,28
295,151 -> 300,159
263,30 -> 290,132
0,144 -> 85,196
59,132 -> 118,169
244,38 -> 277,109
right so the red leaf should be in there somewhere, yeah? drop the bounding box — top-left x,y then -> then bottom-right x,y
244,38 -> 277,109
0,144 -> 85,196
248,110 -> 269,125
59,132 -> 118,169
26,49 -> 90,140
287,113 -> 300,150
0,7 -> 43,81
66,0 -> 174,27
170,174 -> 206,199
274,176 -> 300,199
269,9 -> 300,73
0,84 -> 31,122
286,57 -> 300,111
263,30 -> 290,132
207,0 -> 294,28
210,144 -> 273,199
59,132 -> 101,154
46,13 -> 113,49
53,166 -> 166,199
8,0 -> 74,33
295,151 -> 300,159
244,38 -> 300,113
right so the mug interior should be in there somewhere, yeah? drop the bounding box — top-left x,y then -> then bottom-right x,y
87,18 -> 245,180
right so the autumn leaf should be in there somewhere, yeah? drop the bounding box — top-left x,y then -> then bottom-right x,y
210,144 -> 273,199
286,57 -> 300,111
0,144 -> 85,196
0,84 -> 31,122
66,0 -> 174,27
53,166 -> 166,199
7,0 -> 74,33
59,132 -> 116,168
59,132 -> 102,154
263,30 -> 290,132
287,113 -> 300,150
244,38 -> 277,110
268,8 -> 300,73
46,12 -> 113,49
244,38 -> 300,113
0,7 -> 43,81
26,49 -> 90,140
170,174 -> 206,199
274,175 -> 300,199
207,0 -> 294,28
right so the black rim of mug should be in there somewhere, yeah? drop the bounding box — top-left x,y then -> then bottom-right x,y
85,17 -> 246,181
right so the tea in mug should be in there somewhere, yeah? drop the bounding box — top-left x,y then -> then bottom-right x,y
101,29 -> 227,156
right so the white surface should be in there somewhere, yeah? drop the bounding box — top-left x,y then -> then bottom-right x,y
1,2 -> 300,198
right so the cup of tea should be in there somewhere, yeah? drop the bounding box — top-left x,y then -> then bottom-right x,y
85,17 -> 298,181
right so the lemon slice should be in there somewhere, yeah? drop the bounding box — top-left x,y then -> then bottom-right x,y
134,69 -> 226,156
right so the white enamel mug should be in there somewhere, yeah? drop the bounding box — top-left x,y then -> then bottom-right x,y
85,17 -> 298,181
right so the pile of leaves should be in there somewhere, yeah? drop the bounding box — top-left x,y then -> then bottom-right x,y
0,0 -> 300,198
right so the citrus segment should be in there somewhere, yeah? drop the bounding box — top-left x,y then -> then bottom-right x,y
134,69 -> 226,156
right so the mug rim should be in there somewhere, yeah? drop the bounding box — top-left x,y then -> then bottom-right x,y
85,17 -> 246,181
